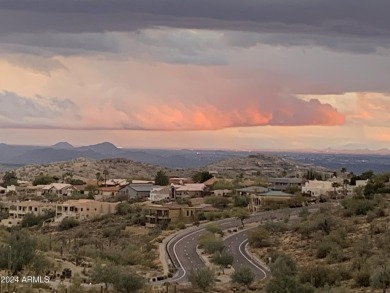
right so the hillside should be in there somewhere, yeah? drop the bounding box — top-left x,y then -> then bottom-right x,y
8,157 -> 192,182
2,153 -> 335,183
205,153 -> 332,178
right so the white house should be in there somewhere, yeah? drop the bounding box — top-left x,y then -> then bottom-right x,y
6,185 -> 17,193
302,180 -> 341,197
149,186 -> 173,202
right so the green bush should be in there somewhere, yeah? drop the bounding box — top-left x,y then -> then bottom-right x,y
299,265 -> 339,288
58,218 -> 80,231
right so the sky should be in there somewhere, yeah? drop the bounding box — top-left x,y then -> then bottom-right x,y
0,0 -> 390,150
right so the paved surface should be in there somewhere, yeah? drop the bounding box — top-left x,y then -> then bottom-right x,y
164,204 -> 328,283
225,228 -> 269,280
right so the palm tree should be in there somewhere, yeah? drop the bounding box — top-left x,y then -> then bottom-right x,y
102,169 -> 109,187
95,172 -> 101,187
332,182 -> 340,200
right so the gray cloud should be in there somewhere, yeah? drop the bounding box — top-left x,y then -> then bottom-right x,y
0,0 -> 389,53
0,91 -> 79,128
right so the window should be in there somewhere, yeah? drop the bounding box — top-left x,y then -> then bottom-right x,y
81,208 -> 83,212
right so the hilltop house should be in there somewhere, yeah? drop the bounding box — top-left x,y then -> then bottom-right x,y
149,186 -> 174,202
174,183 -> 206,198
118,184 -> 158,199
237,186 -> 269,196
249,191 -> 295,211
302,180 -> 342,197
0,201 -> 55,227
42,183 -> 78,197
268,178 -> 303,191
143,202 -> 217,228
55,199 -> 118,222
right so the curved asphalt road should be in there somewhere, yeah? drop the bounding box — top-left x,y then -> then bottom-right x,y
165,204 -> 327,283
225,228 -> 269,280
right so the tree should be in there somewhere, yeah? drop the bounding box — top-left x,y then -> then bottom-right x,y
0,230 -> 37,274
1,171 -> 18,187
103,169 -> 109,187
233,195 -> 250,207
85,184 -> 97,197
270,254 -> 297,279
204,196 -> 231,209
114,270 -> 144,293
332,182 -> 340,199
193,171 -> 213,183
248,227 -> 271,248
235,208 -> 250,227
33,174 -> 56,186
95,172 -> 102,186
231,267 -> 255,287
154,170 -> 169,186
91,262 -> 120,290
211,251 -> 234,274
198,233 -> 224,254
206,224 -> 223,235
188,267 -> 215,293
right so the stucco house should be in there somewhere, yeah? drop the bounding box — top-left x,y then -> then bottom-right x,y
149,185 -> 174,202
42,183 -> 78,197
0,201 -> 55,227
55,199 -> 119,221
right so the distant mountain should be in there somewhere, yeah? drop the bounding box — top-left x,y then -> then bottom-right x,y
75,142 -> 120,156
10,148 -> 106,164
52,142 -> 74,149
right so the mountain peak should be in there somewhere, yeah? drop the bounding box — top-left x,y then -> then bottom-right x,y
52,142 -> 74,149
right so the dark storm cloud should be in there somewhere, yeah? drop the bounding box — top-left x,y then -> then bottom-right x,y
0,0 -> 389,40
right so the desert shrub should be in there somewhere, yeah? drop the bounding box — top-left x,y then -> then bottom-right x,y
198,233 -> 224,254
341,198 -> 375,216
58,218 -> 79,231
299,265 -> 339,288
354,269 -> 371,287
264,221 -> 289,233
248,227 -> 271,248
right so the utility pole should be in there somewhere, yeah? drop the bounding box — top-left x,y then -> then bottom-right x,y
8,245 -> 11,293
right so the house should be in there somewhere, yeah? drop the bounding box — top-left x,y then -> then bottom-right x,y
143,202 -> 217,228
118,184 -> 158,199
268,178 -> 303,191
212,189 -> 233,197
237,186 -> 269,196
6,185 -> 17,193
149,186 -> 174,202
0,201 -> 55,227
169,177 -> 194,185
302,180 -> 341,197
25,185 -> 46,196
174,183 -> 206,198
97,186 -> 121,199
249,191 -> 294,211
55,199 -> 118,221
132,180 -> 155,184
101,179 -> 128,187
42,183 -> 78,197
